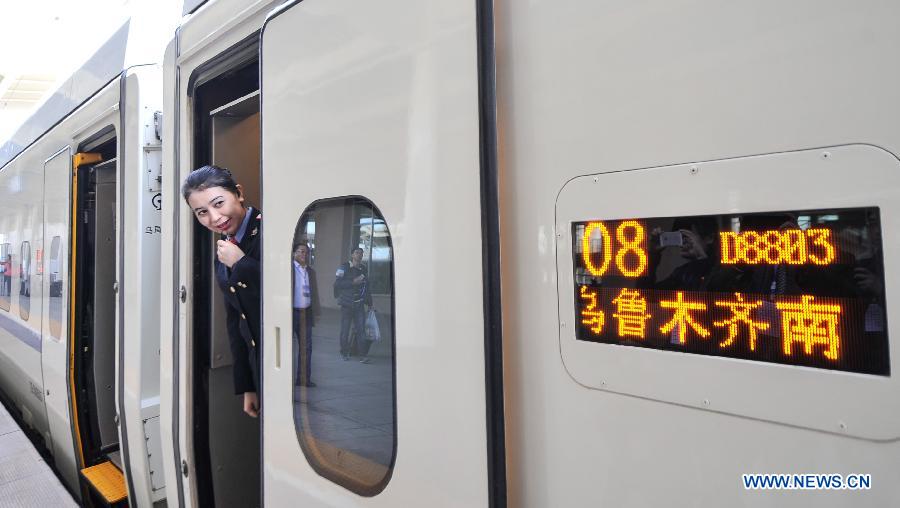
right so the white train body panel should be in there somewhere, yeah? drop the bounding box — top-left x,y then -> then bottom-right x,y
497,1 -> 900,506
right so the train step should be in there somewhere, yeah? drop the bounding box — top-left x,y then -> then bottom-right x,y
81,460 -> 128,505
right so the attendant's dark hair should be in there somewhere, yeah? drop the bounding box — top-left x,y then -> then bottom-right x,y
181,165 -> 240,201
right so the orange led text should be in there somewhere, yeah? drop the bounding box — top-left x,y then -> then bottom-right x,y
720,228 -> 835,266
775,295 -> 841,360
713,293 -> 769,350
660,291 -> 710,344
611,288 -> 651,339
579,286 -> 605,335
580,220 -> 648,277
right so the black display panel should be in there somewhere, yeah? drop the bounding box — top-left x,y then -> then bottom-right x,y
572,207 -> 889,375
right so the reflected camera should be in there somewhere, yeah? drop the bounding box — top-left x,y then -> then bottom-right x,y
660,231 -> 683,247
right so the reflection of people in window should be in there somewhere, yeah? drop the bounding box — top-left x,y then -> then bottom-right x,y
334,248 -> 373,362
183,165 -> 263,418
293,243 -> 320,387
0,255 -> 8,296
20,249 -> 29,297
654,217 -> 720,291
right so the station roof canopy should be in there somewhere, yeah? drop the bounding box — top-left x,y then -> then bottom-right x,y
0,21 -> 132,171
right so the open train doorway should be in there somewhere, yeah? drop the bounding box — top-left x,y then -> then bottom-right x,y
71,131 -> 127,506
189,51 -> 261,508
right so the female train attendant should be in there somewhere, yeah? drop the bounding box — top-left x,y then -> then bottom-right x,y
182,165 -> 263,417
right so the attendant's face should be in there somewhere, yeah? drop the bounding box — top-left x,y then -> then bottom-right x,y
187,185 -> 246,236
351,249 -> 363,264
294,245 -> 309,265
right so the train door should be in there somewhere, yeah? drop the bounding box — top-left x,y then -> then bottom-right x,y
185,53 -> 262,508
70,133 -> 128,505
260,0 -> 503,505
40,147 -> 78,491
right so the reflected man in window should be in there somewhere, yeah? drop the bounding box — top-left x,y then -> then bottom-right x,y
0,254 -> 9,297
334,247 -> 373,362
293,243 -> 320,387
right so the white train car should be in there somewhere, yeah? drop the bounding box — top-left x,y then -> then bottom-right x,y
2,0 -> 898,506
0,16 -> 173,507
158,0 -> 900,507
497,1 -> 899,506
162,0 -> 900,506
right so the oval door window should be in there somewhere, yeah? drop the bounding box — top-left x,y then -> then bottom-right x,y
19,241 -> 31,320
291,197 -> 396,496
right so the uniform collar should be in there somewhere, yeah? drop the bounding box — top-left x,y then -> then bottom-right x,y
233,206 -> 254,243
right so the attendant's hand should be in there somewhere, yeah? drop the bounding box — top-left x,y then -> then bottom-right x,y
243,392 -> 259,418
217,240 -> 246,268
353,274 -> 365,284
680,229 -> 708,260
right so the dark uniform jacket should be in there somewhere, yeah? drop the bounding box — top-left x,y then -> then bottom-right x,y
334,261 -> 373,307
215,208 -> 262,394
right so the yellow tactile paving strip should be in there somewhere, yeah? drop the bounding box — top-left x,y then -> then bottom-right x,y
81,461 -> 127,503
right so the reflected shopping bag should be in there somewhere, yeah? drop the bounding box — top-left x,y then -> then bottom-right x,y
366,308 -> 381,342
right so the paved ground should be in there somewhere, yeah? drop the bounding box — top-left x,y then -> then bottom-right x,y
292,307 -> 395,467
0,401 -> 77,507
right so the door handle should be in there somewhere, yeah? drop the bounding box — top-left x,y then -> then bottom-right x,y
274,326 -> 281,369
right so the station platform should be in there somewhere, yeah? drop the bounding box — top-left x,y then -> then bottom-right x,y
0,402 -> 77,507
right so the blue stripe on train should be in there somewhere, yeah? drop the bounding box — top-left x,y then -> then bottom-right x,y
0,311 -> 42,352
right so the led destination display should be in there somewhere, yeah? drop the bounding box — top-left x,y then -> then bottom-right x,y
572,207 -> 889,375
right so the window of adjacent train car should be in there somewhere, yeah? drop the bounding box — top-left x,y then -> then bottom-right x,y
19,242 -> 30,320
49,236 -> 62,339
291,197 -> 396,496
0,243 -> 10,311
